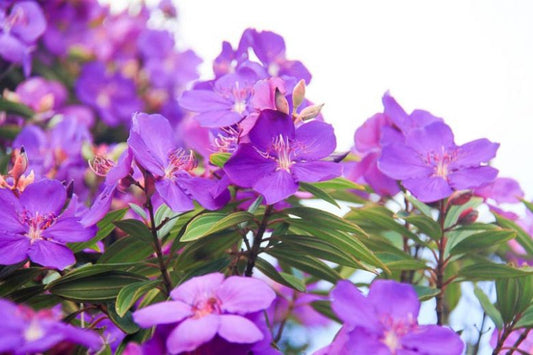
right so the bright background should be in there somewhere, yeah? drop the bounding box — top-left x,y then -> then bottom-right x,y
107,1 -> 533,353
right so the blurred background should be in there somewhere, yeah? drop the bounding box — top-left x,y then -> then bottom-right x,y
103,1 -> 533,353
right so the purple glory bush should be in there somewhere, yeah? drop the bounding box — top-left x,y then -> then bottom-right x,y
316,279 -> 464,355
378,120 -> 499,202
127,112 -> 230,211
0,298 -> 102,354
133,272 -> 276,354
0,179 -> 96,269
224,109 -> 341,204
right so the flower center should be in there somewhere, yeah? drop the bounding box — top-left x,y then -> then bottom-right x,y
425,148 -> 457,179
192,297 -> 221,319
24,320 -> 44,342
89,155 -> 116,177
380,314 -> 416,354
165,148 -> 197,179
20,211 -> 56,243
272,134 -> 293,172
214,126 -> 241,153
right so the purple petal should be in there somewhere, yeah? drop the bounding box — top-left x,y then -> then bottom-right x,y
368,280 -> 420,322
80,184 -> 116,227
330,280 -> 382,332
354,113 -> 389,153
449,166 -> 498,190
20,179 -> 66,215
403,177 -> 453,203
358,153 -> 401,196
409,109 -> 443,128
0,33 -> 26,63
27,240 -> 75,270
346,327 -> 391,355
280,60 -> 312,84
454,139 -> 499,167
106,149 -> 133,185
10,2 -> 46,43
178,177 -> 230,211
401,325 -> 464,355
166,315 -> 219,354
155,179 -> 194,212
53,323 -> 103,351
249,110 -> 295,152
224,144 -> 278,188
0,189 -> 24,233
127,132 -> 166,176
405,122 -> 455,155
194,110 -> 242,128
254,170 -> 298,205
248,30 -> 285,64
291,161 -> 342,183
294,121 -> 337,160
180,90 -> 233,112
170,273 -> 225,304
379,144 -> 432,180
0,234 -> 30,265
217,276 -> 276,313
133,301 -> 192,327
42,218 -> 95,243
382,92 -> 409,131
218,315 -> 263,343
474,177 -> 524,204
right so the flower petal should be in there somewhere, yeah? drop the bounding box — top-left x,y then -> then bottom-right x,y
0,189 -> 24,233
330,280 -> 382,332
133,301 -> 192,327
454,139 -> 499,168
248,110 -> 295,152
20,179 -> 66,216
368,280 -> 420,322
180,90 -> 233,112
401,325 -> 464,355
379,144 -> 432,180
42,218 -> 95,243
178,176 -> 230,211
254,170 -> 298,205
0,233 -> 30,265
449,166 -> 498,191
291,161 -> 342,183
218,315 -> 263,343
166,315 -> 219,354
217,276 -> 276,313
155,179 -> 194,212
294,121 -> 336,160
224,144 -> 277,188
52,323 -> 104,351
170,273 -> 225,304
193,110 -> 242,128
402,176 -> 453,202
405,122 -> 455,155
27,240 -> 75,270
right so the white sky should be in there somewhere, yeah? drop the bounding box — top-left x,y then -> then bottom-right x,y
172,0 -> 533,198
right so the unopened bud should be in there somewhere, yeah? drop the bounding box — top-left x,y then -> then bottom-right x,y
296,103 -> 324,122
275,88 -> 290,115
9,147 -> 28,182
292,79 -> 306,110
143,171 -> 156,200
457,207 -> 478,226
448,190 -> 473,206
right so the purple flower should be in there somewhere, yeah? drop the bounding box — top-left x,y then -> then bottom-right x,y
14,77 -> 67,121
490,328 -> 533,354
0,299 -> 102,354
317,279 -> 464,355
133,273 -> 276,354
76,61 -> 143,126
0,179 -> 96,269
224,110 -> 341,204
127,112 -> 230,211
0,1 -> 46,76
378,121 -> 499,202
474,177 -> 524,204
180,72 -> 257,128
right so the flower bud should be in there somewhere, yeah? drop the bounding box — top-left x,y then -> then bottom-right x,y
296,103 -> 324,122
8,147 -> 28,183
448,190 -> 473,206
457,207 -> 478,226
275,88 -> 290,115
292,79 -> 306,110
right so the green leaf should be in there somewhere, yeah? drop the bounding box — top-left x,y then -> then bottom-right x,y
311,177 -> 365,191
444,197 -> 482,229
114,219 -> 153,243
413,285 -> 441,301
106,302 -> 140,334
254,258 -> 306,292
209,152 -> 231,167
457,262 -> 533,281
405,194 -> 433,218
514,305 -> 533,328
496,275 -> 533,323
449,230 -> 515,255
0,125 -> 21,139
310,300 -> 341,323
299,182 -> 340,208
0,97 -> 34,118
401,214 -> 442,240
0,268 -> 42,297
48,271 -> 147,302
47,263 -> 140,285
267,249 -> 341,284
494,213 -> 533,255
128,203 -> 147,220
181,211 -> 254,242
116,280 -> 161,317
70,208 -> 128,252
473,285 -> 504,329
98,237 -> 153,263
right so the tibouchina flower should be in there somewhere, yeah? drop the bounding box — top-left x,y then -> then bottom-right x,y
224,109 -> 341,204
379,121 -> 499,202
316,280 -> 464,355
133,273 -> 276,354
0,299 -> 102,355
0,179 -> 96,269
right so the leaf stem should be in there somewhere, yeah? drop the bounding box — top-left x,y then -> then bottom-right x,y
245,205 -> 273,277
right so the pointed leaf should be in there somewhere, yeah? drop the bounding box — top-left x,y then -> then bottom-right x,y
181,211 -> 255,242
116,280 -> 162,317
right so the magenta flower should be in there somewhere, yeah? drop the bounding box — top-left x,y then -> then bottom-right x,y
15,77 -> 67,121
491,328 -> 533,354
0,179 -> 96,269
224,110 -> 341,204
133,273 -> 276,354
317,280 -> 464,355
474,177 -> 524,204
127,112 -> 230,211
378,121 -> 499,202
0,299 -> 102,354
